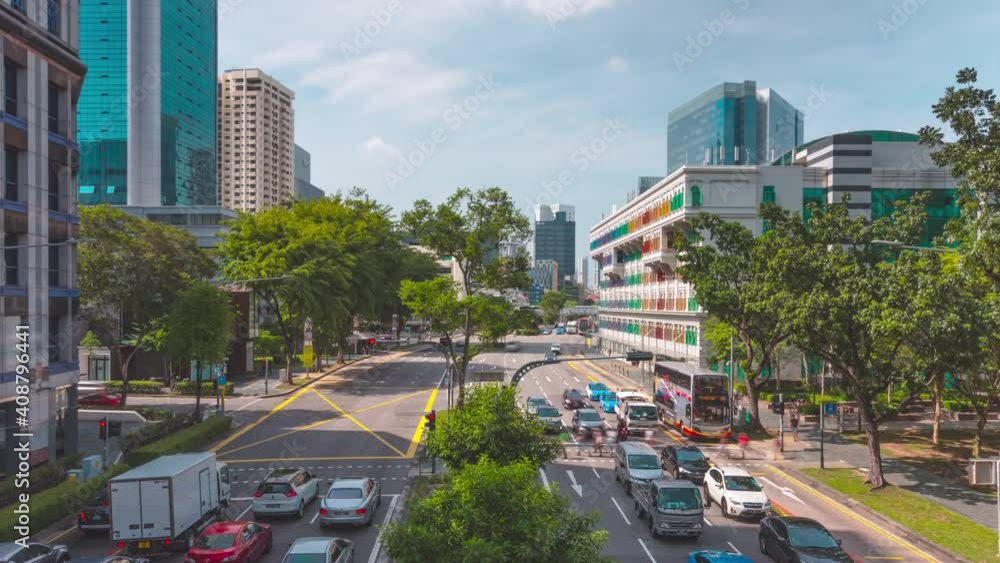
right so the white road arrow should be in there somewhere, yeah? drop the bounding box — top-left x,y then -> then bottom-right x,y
758,476 -> 806,505
566,470 -> 583,497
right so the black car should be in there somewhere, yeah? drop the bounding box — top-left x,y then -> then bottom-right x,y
71,557 -> 150,563
563,388 -> 586,409
759,516 -> 854,562
661,445 -> 711,484
77,488 -> 110,533
0,543 -> 69,563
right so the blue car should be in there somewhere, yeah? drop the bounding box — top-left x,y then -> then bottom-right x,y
587,382 -> 609,401
687,551 -> 754,563
599,391 -> 618,413
556,327 -> 565,335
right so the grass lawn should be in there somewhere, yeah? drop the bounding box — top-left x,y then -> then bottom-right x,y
802,468 -> 999,563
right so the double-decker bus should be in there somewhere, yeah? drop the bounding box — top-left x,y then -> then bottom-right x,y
653,361 -> 731,440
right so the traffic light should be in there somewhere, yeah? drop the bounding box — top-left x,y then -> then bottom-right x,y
625,351 -> 654,366
425,410 -> 436,432
368,338 -> 376,346
771,394 -> 785,416
99,417 -> 108,440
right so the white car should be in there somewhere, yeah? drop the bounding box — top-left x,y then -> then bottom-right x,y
703,466 -> 771,519
252,468 -> 321,519
614,391 -> 651,418
550,344 -> 561,354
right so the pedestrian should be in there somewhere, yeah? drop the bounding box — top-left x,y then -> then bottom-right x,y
790,412 -> 800,441
593,429 -> 604,456
617,419 -> 628,442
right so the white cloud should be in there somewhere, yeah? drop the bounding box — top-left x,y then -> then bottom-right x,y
604,56 -> 630,73
361,136 -> 401,160
250,39 -> 328,70
299,49 -> 467,117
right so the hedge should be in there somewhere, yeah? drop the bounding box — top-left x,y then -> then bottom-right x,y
943,400 -> 974,413
126,415 -> 232,466
0,454 -> 82,507
799,403 -> 820,415
103,380 -> 165,395
0,464 -> 129,542
119,411 -> 192,452
171,380 -> 235,396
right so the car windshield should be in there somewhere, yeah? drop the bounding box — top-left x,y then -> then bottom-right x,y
603,393 -> 617,402
788,524 -> 840,549
578,411 -> 601,422
724,476 -> 762,491
195,533 -> 237,549
657,487 -> 703,511
676,449 -> 705,462
628,406 -> 657,420
566,391 -> 583,399
590,384 -> 607,391
628,454 -> 659,469
528,397 -> 546,405
327,487 -> 363,499
283,553 -> 327,563
257,482 -> 291,495
537,407 -> 559,417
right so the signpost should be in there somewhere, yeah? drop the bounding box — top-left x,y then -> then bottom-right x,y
820,402 -> 839,469
969,458 -> 1000,556
216,367 -> 226,414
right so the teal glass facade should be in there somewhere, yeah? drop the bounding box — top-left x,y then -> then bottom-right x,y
668,81 -> 758,175
77,0 -> 127,205
77,0 -> 218,206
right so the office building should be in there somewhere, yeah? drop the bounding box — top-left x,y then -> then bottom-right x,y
116,206 -> 238,249
577,257 -> 590,290
529,260 -> 559,304
78,0 -> 218,207
667,80 -> 804,175
293,144 -> 324,201
638,176 -> 664,195
591,130 -> 957,368
534,203 -> 576,279
499,240 -> 529,260
0,0 -> 86,472
218,69 -> 296,212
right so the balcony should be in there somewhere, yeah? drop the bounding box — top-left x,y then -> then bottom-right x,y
604,263 -> 625,279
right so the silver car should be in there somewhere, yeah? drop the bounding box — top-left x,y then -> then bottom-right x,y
280,538 -> 353,563
252,468 -> 320,519
534,405 -> 563,433
318,477 -> 382,527
0,543 -> 69,563
571,408 -> 606,434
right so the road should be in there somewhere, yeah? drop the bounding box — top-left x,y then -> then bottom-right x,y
50,345 -> 447,563
487,334 -> 943,562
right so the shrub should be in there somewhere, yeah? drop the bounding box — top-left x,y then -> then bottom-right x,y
120,412 -> 193,452
0,464 -> 129,542
126,416 -> 232,466
171,380 -> 235,396
0,453 -> 83,507
799,403 -> 820,415
103,380 -> 165,395
943,400 -> 974,413
759,392 -> 773,403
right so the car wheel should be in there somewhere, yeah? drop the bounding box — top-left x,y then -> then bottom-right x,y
648,516 -> 656,538
721,498 -> 729,518
758,534 -> 768,555
634,501 -> 643,520
265,537 -> 273,554
703,486 -> 711,507
673,468 -> 680,480
296,501 -> 304,519
625,481 -> 633,496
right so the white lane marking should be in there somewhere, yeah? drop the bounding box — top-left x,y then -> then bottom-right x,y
566,470 -> 583,497
539,467 -> 550,488
546,376 -> 552,383
236,503 -> 254,520
758,476 -> 806,504
704,516 -> 713,526
637,538 -> 656,562
727,541 -> 741,554
368,495 -> 400,563
610,497 -> 631,526
310,510 -> 320,524
232,398 -> 263,412
592,468 -> 600,479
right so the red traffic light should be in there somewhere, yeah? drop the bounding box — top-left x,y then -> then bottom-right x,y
368,338 -> 376,345
99,419 -> 107,428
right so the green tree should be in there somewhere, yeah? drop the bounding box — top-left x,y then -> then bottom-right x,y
948,293 -> 1000,457
540,290 -> 568,325
80,331 -> 102,348
512,308 -> 541,334
701,317 -> 746,375
677,214 -> 794,431
402,188 -> 532,407
427,384 -> 562,471
382,247 -> 442,338
470,295 -> 514,346
79,206 -> 215,405
165,281 -> 235,420
382,459 -> 609,563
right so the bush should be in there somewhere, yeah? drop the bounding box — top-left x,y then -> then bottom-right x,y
943,400 -> 974,413
171,380 -> 235,396
799,403 -> 820,415
0,464 -> 129,542
103,380 -> 165,395
0,453 -> 83,507
120,412 -> 193,452
759,392 -> 773,403
126,416 -> 232,466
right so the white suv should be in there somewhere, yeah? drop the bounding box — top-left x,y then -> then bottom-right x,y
703,466 -> 770,519
550,344 -> 561,354
252,468 -> 320,519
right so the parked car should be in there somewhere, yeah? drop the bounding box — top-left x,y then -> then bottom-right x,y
563,388 -> 586,409
571,408 -> 605,434
525,395 -> 548,414
555,328 -> 565,335
319,477 -> 382,527
759,516 -> 854,562
253,468 -> 320,519
542,328 -> 552,335
535,405 -> 563,433
661,445 -> 711,484
687,551 -> 754,563
599,391 -> 619,413
184,521 -> 272,563
703,466 -> 770,519
79,392 -> 121,407
586,382 -> 609,401
279,538 -> 354,563
0,543 -> 69,563
77,487 -> 110,533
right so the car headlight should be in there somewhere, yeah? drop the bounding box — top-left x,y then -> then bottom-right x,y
222,556 -> 237,562
728,498 -> 742,505
692,523 -> 702,529
677,466 -> 690,474
184,558 -> 195,563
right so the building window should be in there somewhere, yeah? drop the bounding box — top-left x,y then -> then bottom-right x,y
48,82 -> 60,134
690,185 -> 702,207
49,162 -> 61,212
763,185 -> 775,204
10,0 -> 24,14
4,146 -> 18,201
4,231 -> 18,286
49,245 -> 60,287
47,0 -> 60,35
4,58 -> 18,116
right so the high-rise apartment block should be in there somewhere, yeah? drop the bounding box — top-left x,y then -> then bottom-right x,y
218,69 -> 295,212
0,0 -> 85,472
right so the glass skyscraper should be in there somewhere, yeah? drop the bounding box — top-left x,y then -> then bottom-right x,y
78,0 -> 218,206
535,207 -> 576,279
666,80 -> 804,175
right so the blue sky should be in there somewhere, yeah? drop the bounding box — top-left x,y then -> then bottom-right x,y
218,0 -> 1000,263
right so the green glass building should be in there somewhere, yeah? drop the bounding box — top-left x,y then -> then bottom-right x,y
78,0 -> 218,207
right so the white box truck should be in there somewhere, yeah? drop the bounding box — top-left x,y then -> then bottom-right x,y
109,452 -> 234,554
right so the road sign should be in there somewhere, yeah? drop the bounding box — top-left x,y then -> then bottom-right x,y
822,402 -> 839,417
217,375 -> 226,387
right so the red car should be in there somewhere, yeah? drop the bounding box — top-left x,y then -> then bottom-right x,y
184,521 -> 272,563
79,391 -> 121,407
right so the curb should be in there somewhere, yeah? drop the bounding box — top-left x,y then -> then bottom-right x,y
780,465 -> 972,563
374,464 -> 421,563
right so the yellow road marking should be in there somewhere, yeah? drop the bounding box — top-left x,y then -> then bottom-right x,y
216,388 -> 431,457
405,386 -> 440,458
44,524 -> 77,543
580,357 -> 617,378
220,455 -> 405,463
865,557 -> 905,560
566,361 -> 600,383
210,385 -> 312,452
765,465 -> 937,562
310,388 -> 407,457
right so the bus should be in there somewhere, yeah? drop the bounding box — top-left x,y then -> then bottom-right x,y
653,361 -> 731,440
566,321 -> 578,334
